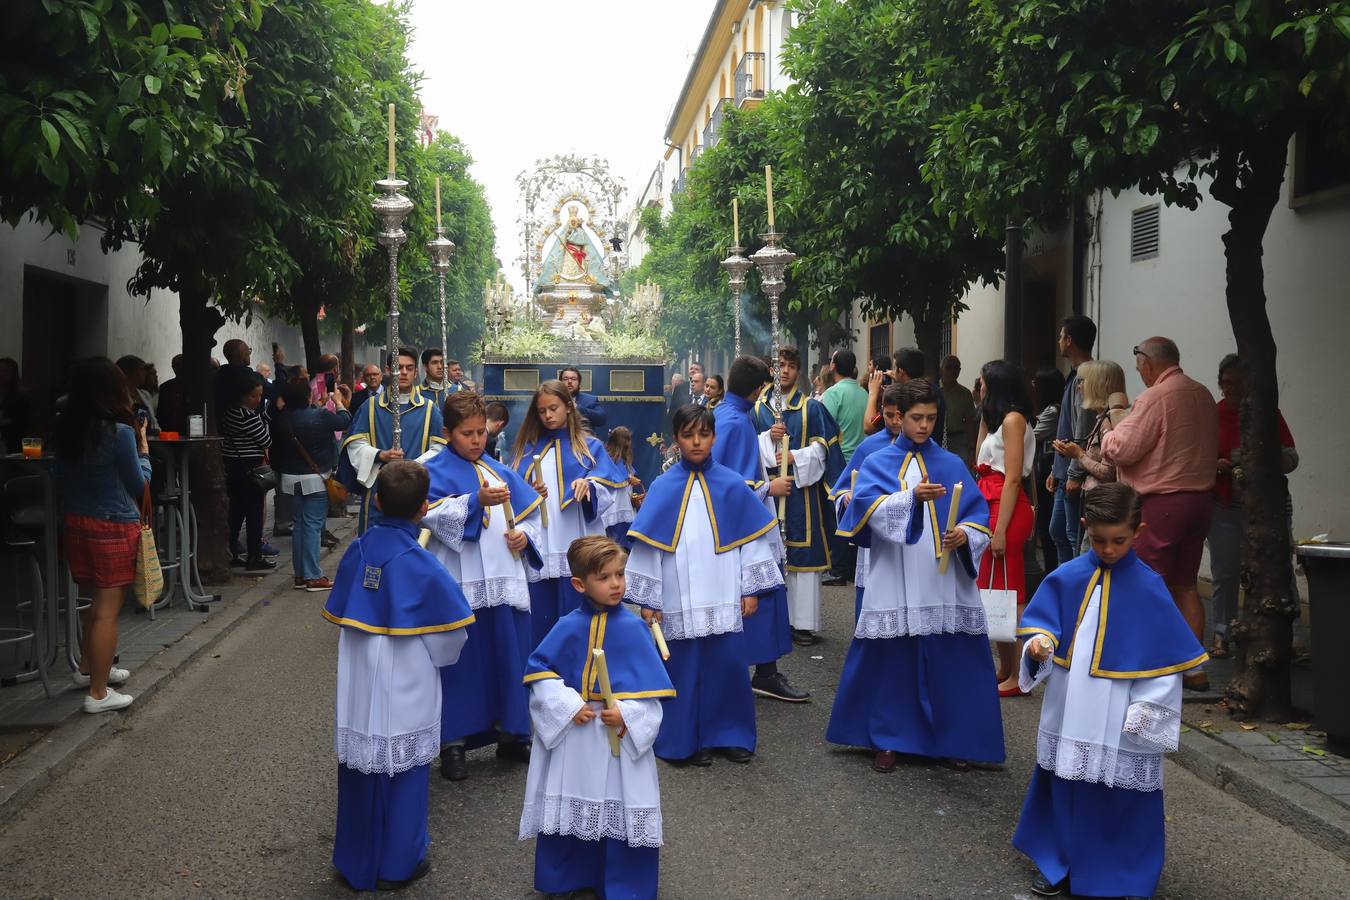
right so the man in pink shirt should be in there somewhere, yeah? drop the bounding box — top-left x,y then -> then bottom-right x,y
1102,336 -> 1217,690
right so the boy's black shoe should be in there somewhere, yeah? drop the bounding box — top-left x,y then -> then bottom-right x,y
791,629 -> 820,647
1030,874 -> 1067,896
720,746 -> 753,764
376,857 -> 430,891
230,555 -> 247,568
688,749 -> 713,767
440,745 -> 468,781
243,557 -> 276,574
496,738 -> 531,763
751,671 -> 811,702
822,575 -> 850,587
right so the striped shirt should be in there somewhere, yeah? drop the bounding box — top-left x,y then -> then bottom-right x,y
222,405 -> 272,459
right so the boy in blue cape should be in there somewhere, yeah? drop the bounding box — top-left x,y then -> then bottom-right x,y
337,347 -> 446,533
1013,482 -> 1206,899
752,347 -> 845,647
519,535 -> 675,900
829,380 -> 1004,773
323,461 -> 475,891
626,403 -> 784,765
711,355 -> 808,703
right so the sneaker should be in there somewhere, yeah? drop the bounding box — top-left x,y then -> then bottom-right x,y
751,671 -> 812,703
791,629 -> 821,647
72,667 -> 130,688
293,577 -> 307,590
304,577 -> 335,592
259,542 -> 281,558
83,687 -> 134,714
1030,874 -> 1067,896
244,558 -> 277,574
230,555 -> 248,568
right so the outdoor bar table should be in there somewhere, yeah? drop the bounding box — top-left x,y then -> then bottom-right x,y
148,437 -> 222,612
3,453 -> 57,697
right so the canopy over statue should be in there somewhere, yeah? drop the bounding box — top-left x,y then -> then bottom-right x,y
536,203 -> 614,297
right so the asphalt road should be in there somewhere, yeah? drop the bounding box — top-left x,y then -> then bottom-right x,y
1,576 -> 1346,899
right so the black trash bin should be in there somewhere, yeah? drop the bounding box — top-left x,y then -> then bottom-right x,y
1296,542 -> 1350,756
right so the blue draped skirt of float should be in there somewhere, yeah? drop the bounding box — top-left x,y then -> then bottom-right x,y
826,631 -> 1005,763
333,764 -> 430,890
439,603 -> 532,747
1012,766 -> 1165,898
740,585 -> 792,666
535,833 -> 659,900
528,577 -> 587,650
655,631 -> 756,760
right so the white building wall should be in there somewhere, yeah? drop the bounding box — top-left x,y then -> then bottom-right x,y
1093,175 -> 1350,540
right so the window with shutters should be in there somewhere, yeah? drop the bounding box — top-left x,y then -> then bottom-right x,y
1130,204 -> 1160,262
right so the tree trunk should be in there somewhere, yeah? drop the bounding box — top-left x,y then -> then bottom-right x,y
910,300 -> 944,380
1215,130 -> 1298,721
178,282 -> 232,581
341,315 -> 356,388
296,277 -> 324,376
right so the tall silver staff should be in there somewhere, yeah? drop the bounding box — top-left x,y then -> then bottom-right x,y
373,103 -> 414,446
721,199 -> 751,357
427,176 -> 457,392
751,166 -> 796,524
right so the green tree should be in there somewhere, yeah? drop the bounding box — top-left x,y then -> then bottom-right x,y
917,0 -> 1350,718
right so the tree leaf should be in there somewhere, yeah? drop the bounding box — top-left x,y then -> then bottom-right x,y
1235,0 -> 1251,22
170,23 -> 204,40
1137,123 -> 1160,152
78,8 -> 99,43
150,22 -> 169,45
50,112 -> 87,154
1299,71 -> 1317,96
1224,39 -> 1240,63
39,119 -> 60,158
1160,72 -> 1177,100
144,74 -> 162,95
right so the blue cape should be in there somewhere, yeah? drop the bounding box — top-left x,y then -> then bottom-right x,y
711,392 -> 765,489
1018,549 -> 1208,679
323,519 -> 475,635
336,387 -> 446,496
836,433 -> 990,576
512,429 -> 627,518
627,457 -> 777,554
424,446 -> 544,567
524,599 -> 675,701
830,428 -> 898,499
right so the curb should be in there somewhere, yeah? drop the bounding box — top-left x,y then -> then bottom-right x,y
0,519 -> 356,828
1173,726 -> 1350,864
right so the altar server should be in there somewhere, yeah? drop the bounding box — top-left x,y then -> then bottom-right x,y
602,426 -> 642,548
422,392 -> 544,782
325,461 -> 475,891
338,347 -> 445,533
830,388 -> 904,620
712,355 -> 808,703
753,347 -> 844,646
1013,482 -> 1206,899
626,403 -> 783,765
828,379 -> 1004,773
511,379 -> 628,649
519,536 -> 675,900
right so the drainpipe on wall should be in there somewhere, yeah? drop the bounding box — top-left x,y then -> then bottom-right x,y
1003,218 -> 1024,367
1071,197 -> 1087,317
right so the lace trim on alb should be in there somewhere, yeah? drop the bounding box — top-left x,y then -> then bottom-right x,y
528,551 -> 573,582
741,559 -> 783,595
460,576 -> 530,612
1122,700 -> 1180,753
883,489 -> 914,538
1036,729 -> 1164,793
854,549 -> 868,589
602,499 -> 635,528
661,603 -> 742,640
520,796 -> 663,848
854,603 -> 988,639
336,724 -> 439,777
624,571 -> 663,609
429,494 -> 469,551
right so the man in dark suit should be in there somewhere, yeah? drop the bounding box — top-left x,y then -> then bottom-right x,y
560,366 -> 607,437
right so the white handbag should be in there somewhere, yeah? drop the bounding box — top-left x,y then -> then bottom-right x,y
981,556 -> 1018,643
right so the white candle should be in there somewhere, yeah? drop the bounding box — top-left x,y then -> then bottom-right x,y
765,165 -> 775,231
435,177 -> 442,229
386,103 -> 396,175
733,198 -> 740,246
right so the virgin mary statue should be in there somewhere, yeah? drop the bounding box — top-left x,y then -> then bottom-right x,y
535,205 -> 614,296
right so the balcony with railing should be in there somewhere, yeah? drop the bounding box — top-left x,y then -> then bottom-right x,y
734,52 -> 766,107
673,168 -> 687,197
690,144 -> 705,165
704,98 -> 732,149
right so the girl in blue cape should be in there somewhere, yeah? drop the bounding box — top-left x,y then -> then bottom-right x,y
626,403 -> 783,765
420,392 -> 545,782
601,426 -> 643,548
1013,482 -> 1206,899
519,536 -> 674,900
828,380 -> 1005,773
511,380 -> 628,649
323,461 -> 475,891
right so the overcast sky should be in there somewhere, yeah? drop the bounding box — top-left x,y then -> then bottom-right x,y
406,1 -> 712,293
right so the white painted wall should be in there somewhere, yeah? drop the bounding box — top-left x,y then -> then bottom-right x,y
1093,173 -> 1350,540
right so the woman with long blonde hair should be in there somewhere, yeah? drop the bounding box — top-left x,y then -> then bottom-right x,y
1052,360 -> 1130,502
511,380 -> 627,647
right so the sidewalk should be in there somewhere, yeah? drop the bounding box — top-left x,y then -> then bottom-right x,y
0,517 -> 355,825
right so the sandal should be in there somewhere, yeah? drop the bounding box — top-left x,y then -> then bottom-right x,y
1208,639 -> 1229,659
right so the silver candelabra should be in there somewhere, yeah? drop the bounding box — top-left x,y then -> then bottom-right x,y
426,228 -> 456,391
750,232 -> 796,422
372,174 -> 414,447
720,245 -> 751,358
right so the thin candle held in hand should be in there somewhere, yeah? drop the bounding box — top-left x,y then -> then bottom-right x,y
386,103 -> 396,175
764,165 -> 775,231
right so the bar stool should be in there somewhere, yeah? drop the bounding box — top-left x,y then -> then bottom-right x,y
1,475 -> 51,696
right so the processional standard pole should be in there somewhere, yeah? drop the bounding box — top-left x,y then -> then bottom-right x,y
427,176 -> 456,392
373,103 -> 414,447
751,167 -> 796,526
721,198 -> 751,357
